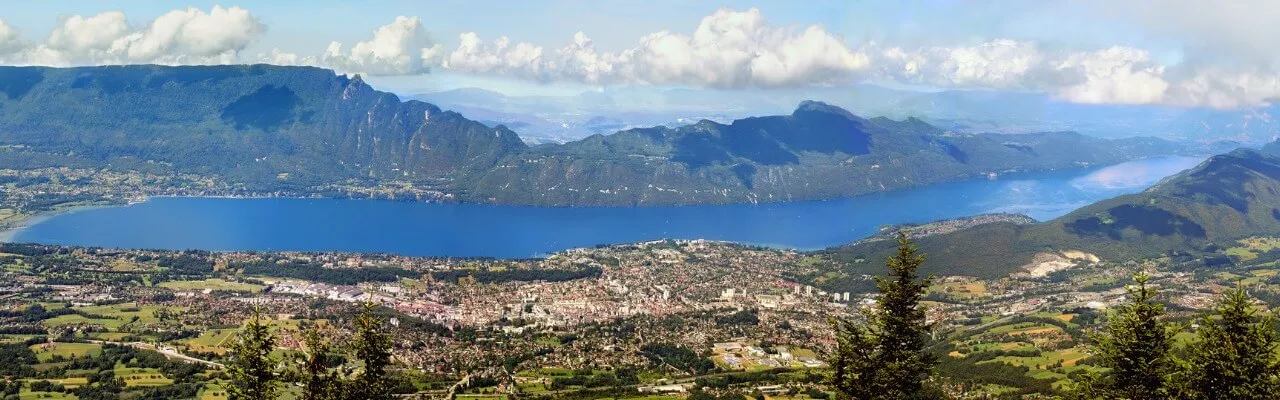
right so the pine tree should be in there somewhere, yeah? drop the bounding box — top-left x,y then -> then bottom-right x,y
830,233 -> 935,399
299,328 -> 342,400
1076,273 -> 1176,400
227,306 -> 279,400
343,301 -> 395,400
1183,287 -> 1280,399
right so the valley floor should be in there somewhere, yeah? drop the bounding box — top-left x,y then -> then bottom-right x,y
3,231 -> 1276,398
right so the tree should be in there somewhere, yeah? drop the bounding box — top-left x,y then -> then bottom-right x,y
343,301 -> 395,400
830,233 -> 936,399
227,306 -> 279,400
1183,287 -> 1280,399
299,328 -> 342,400
1073,273 -> 1176,400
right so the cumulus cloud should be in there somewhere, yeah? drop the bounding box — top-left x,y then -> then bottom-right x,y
0,18 -> 25,54
877,40 -> 1172,105
882,39 -> 1049,89
1163,68 -> 1280,109
256,49 -> 313,66
320,16 -> 443,75
442,8 -> 872,88
435,5 -> 1280,108
3,4 -> 1280,109
1053,47 -> 1169,105
0,6 -> 264,66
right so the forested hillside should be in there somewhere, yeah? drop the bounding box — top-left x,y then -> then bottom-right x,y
829,148 -> 1280,278
0,65 -> 1193,206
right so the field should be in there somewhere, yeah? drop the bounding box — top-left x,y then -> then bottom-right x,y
1226,236 -> 1280,262
40,303 -> 185,330
158,278 -> 265,293
984,347 -> 1090,369
0,334 -> 42,343
114,366 -> 174,387
87,332 -> 133,341
986,322 -> 1064,337
181,329 -> 238,355
199,383 -> 229,399
29,342 -> 102,362
16,391 -> 77,399
930,277 -> 988,299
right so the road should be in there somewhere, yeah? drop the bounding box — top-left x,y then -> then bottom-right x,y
87,339 -> 223,368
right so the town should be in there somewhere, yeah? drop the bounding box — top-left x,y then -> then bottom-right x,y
3,232 -> 1277,398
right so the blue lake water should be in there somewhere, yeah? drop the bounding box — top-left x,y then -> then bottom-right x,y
12,156 -> 1204,258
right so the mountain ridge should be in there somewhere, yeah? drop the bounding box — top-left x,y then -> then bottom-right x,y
827,147 -> 1280,279
0,64 -> 1198,206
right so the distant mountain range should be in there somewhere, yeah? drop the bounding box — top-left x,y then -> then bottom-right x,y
829,146 -> 1280,278
0,65 -> 1213,206
417,85 -> 1279,145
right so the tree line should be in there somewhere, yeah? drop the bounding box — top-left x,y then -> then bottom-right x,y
224,302 -> 404,400
831,233 -> 1280,399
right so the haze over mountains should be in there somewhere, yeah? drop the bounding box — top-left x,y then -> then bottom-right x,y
0,65 -> 1208,207
832,147 -> 1280,279
418,85 -> 1278,146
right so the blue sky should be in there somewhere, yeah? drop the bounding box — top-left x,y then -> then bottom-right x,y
0,1 -> 1276,109
3,0 -> 852,55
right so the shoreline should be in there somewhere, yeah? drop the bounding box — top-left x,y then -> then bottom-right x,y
0,155 -> 1203,250
0,203 -> 120,243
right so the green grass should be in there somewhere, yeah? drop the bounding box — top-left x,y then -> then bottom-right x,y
158,278 -> 265,293
0,334 -> 41,343
48,377 -> 88,389
40,303 -> 185,329
17,390 -> 78,400
1226,247 -> 1258,261
29,343 -> 101,362
199,382 -> 229,400
986,322 -> 1062,337
182,329 -> 237,355
87,332 -> 132,341
984,348 -> 1090,370
115,366 -> 173,387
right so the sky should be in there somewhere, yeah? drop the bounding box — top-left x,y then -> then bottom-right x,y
1,1 -> 1279,109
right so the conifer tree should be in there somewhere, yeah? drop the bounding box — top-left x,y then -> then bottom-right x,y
1183,287 -> 1280,399
1075,273 -> 1176,400
299,328 -> 342,400
227,306 -> 279,400
831,233 -> 935,399
343,301 -> 395,400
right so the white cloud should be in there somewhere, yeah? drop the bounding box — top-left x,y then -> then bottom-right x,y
1111,0 -> 1280,67
46,12 -> 130,57
442,8 -> 872,89
256,49 -> 313,66
0,18 -> 24,54
883,39 -> 1048,89
878,40 -> 1175,105
442,32 -> 547,79
1053,47 -> 1169,105
320,16 -> 443,75
115,6 -> 265,63
2,4 -> 1280,109
0,6 -> 264,66
1164,68 -> 1280,110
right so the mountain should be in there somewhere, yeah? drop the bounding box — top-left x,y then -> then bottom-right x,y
416,84 -> 1280,146
458,101 -> 1190,205
0,65 -> 526,191
0,65 -> 1194,206
828,148 -> 1280,279
411,88 -> 745,144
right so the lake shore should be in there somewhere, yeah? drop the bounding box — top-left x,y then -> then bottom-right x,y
0,203 -> 122,243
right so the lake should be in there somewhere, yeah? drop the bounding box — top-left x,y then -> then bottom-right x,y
11,156 -> 1204,258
